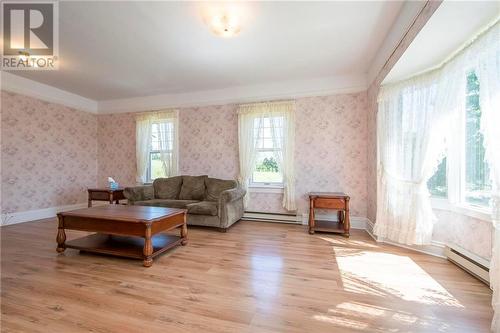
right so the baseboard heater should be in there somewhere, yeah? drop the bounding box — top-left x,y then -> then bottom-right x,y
445,245 -> 490,285
242,211 -> 300,224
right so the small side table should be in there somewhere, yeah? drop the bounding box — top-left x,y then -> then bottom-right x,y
87,188 -> 125,207
308,192 -> 350,237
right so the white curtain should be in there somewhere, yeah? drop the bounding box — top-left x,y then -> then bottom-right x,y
375,72 -> 453,245
237,101 -> 296,211
136,115 -> 152,184
473,21 -> 500,333
376,20 -> 499,329
135,110 -> 178,183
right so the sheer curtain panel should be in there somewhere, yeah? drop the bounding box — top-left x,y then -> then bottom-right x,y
135,110 -> 178,183
237,101 -> 296,211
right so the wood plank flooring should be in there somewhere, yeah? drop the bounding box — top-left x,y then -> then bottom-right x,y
1,219 -> 493,332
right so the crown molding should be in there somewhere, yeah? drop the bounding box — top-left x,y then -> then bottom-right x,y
0,72 -> 98,113
97,74 -> 367,114
1,72 -> 367,114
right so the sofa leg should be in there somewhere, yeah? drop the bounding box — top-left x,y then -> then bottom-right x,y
218,227 -> 228,233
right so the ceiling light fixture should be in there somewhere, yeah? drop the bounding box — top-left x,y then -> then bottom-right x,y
209,13 -> 241,38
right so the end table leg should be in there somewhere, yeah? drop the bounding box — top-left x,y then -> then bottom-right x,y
143,224 -> 153,267
181,214 -> 188,245
344,209 -> 350,238
56,215 -> 66,253
308,198 -> 315,234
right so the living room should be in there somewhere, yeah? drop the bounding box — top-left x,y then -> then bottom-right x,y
1,1 -> 499,332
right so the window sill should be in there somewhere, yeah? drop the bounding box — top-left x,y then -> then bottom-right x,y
248,186 -> 284,194
431,197 -> 492,222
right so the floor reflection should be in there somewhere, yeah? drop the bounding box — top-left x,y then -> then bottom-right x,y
250,254 -> 283,310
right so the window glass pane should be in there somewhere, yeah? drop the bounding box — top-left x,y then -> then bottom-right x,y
151,121 -> 173,151
464,71 -> 491,206
150,152 -> 166,180
254,116 -> 283,150
428,157 -> 447,197
252,151 -> 283,184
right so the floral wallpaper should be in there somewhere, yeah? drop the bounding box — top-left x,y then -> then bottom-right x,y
179,105 -> 239,179
97,112 -> 136,187
1,91 -> 97,214
2,90 -> 493,261
97,92 -> 369,217
366,82 -> 378,222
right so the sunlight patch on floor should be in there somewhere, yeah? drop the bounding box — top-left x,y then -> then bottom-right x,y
318,236 -> 380,249
334,249 -> 463,308
313,313 -> 369,330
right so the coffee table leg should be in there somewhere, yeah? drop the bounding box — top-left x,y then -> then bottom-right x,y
181,223 -> 187,245
143,224 -> 153,267
56,215 -> 66,253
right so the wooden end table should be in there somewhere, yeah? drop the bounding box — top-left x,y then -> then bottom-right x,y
56,205 -> 187,267
308,192 -> 350,237
87,188 -> 125,207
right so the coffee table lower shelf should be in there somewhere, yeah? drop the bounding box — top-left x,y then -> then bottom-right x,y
65,233 -> 182,260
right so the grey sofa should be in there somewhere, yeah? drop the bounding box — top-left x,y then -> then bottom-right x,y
123,175 -> 246,232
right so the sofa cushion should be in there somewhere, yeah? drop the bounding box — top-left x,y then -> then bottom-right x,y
179,175 -> 207,200
134,199 -> 198,209
205,178 -> 237,202
153,176 -> 182,199
187,201 -> 218,216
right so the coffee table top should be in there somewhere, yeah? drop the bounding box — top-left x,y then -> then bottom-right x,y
58,205 -> 185,223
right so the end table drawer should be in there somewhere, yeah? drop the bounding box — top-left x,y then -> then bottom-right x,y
314,198 -> 345,210
89,192 -> 109,200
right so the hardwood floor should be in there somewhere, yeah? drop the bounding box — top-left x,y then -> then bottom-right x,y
1,219 -> 493,332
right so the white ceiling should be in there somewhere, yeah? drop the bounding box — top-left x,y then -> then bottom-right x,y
384,1 -> 500,84
9,1 -> 404,101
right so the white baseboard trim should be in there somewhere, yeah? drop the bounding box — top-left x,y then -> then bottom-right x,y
1,202 -> 109,226
242,212 -> 301,224
0,206 -> 477,263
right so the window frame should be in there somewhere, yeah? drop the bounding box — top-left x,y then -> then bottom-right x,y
146,120 -> 174,183
249,116 -> 285,188
428,70 -> 492,219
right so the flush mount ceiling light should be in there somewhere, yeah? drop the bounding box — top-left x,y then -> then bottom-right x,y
209,14 -> 240,37
200,2 -> 251,38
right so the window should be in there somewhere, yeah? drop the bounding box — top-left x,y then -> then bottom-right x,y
428,157 -> 447,198
148,121 -> 174,181
427,71 -> 491,209
463,71 -> 491,207
135,110 -> 178,184
251,116 -> 284,186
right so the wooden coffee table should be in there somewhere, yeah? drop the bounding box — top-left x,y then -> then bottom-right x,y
56,205 -> 187,267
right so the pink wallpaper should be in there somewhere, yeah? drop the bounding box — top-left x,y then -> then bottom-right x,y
1,90 -> 492,261
97,113 -> 136,187
1,91 -> 97,214
366,82 -> 378,222
96,92 -> 369,217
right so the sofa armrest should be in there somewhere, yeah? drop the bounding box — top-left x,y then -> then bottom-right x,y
219,187 -> 246,204
218,187 -> 246,229
124,185 -> 154,204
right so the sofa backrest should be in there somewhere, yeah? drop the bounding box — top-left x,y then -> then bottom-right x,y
152,175 -> 238,201
153,176 -> 182,199
178,175 -> 208,200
